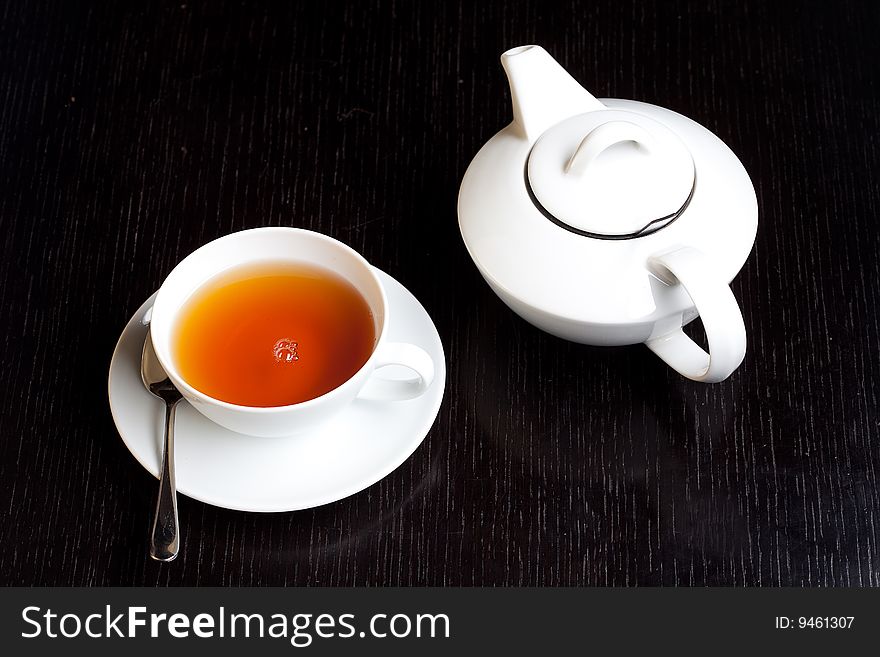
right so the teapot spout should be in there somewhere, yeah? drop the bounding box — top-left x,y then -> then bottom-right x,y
501,45 -> 605,140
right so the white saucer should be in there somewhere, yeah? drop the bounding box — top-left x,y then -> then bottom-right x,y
108,268 -> 446,513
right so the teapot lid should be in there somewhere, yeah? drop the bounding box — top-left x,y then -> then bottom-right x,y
527,110 -> 695,238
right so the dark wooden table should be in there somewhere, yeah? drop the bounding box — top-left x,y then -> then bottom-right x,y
1,0 -> 879,586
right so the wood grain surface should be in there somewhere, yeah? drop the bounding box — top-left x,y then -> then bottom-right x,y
1,0 -> 879,586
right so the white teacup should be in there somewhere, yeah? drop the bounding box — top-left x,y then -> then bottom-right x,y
148,227 -> 435,437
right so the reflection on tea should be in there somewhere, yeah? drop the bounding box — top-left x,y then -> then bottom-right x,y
173,261 -> 375,407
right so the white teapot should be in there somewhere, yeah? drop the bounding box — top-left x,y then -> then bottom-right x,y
458,46 -> 758,382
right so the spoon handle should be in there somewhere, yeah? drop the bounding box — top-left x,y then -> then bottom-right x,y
150,399 -> 180,562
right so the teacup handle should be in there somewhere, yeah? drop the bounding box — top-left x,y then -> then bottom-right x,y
360,342 -> 435,401
645,246 -> 746,383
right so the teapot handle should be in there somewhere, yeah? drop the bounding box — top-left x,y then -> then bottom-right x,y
645,246 -> 746,383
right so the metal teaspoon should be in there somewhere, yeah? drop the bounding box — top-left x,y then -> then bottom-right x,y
140,330 -> 182,562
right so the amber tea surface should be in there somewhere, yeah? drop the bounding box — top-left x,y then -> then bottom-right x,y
173,261 -> 376,407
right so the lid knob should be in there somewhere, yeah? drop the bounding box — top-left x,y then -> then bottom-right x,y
565,121 -> 655,176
